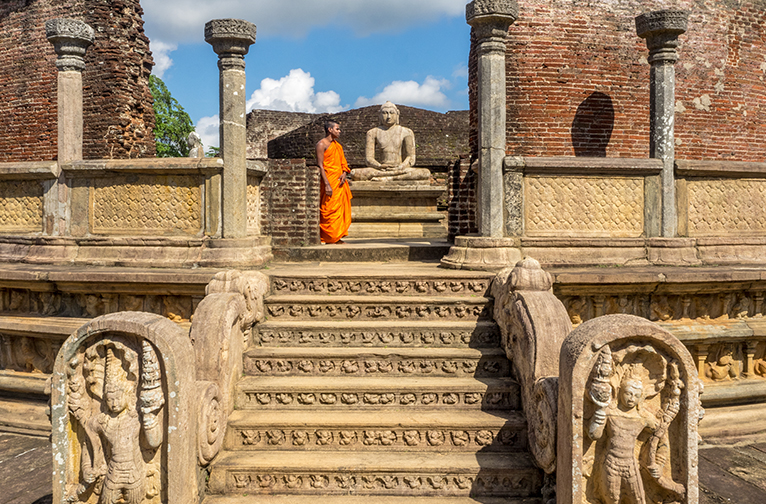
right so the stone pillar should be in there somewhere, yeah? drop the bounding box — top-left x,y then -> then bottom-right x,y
467,0 -> 518,238
441,1 -> 521,271
46,19 -> 94,235
205,19 -> 256,238
636,10 -> 688,238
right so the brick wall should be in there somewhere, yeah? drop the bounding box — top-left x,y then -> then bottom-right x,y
447,156 -> 478,241
467,0 -> 766,161
247,109 -> 318,160
258,106 -> 470,168
259,158 -> 320,248
0,0 -> 155,162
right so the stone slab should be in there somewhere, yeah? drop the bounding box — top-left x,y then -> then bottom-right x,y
275,239 -> 452,263
0,433 -> 52,504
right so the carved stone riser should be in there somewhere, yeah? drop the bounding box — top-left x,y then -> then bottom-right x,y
243,357 -> 510,378
237,390 -> 520,411
223,471 -> 542,497
226,427 -> 526,452
0,334 -> 62,374
561,292 -> 766,326
271,278 -> 491,297
254,324 -> 500,348
0,288 -> 200,321
265,302 -> 491,322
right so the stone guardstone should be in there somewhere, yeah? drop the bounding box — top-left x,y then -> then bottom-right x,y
558,314 -> 702,504
440,236 -> 522,271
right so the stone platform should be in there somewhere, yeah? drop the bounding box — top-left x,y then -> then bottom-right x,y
348,182 -> 446,239
274,238 -> 451,262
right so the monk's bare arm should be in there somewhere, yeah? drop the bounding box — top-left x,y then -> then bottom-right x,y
316,138 -> 332,196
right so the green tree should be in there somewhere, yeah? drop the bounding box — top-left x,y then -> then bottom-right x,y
149,75 -> 195,157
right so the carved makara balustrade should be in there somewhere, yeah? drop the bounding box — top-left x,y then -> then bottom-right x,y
493,259 -> 702,504
50,269 -> 269,504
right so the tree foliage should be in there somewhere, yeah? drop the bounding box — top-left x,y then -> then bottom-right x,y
149,75 -> 195,157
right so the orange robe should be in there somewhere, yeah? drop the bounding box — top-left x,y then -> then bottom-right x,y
320,141 -> 352,243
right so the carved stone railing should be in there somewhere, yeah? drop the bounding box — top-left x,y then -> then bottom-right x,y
50,269 -> 269,503
493,259 -> 702,504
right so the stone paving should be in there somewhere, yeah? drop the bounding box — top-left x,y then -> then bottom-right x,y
1,432 -> 765,503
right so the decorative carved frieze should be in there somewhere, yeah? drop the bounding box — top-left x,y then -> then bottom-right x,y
0,288 -> 199,320
687,179 -> 766,236
271,278 -> 490,296
254,326 -> 500,347
561,291 -> 766,326
0,335 -> 60,374
224,469 -> 540,496
240,388 -> 519,410
230,426 -> 524,451
243,355 -> 508,378
265,301 -> 490,321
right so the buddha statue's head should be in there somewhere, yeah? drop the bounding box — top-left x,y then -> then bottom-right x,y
380,101 -> 400,127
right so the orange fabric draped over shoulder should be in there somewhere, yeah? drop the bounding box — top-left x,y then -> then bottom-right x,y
320,141 -> 352,243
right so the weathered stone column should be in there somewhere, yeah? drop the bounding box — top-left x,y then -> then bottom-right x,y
467,0 -> 518,238
441,1 -> 521,270
636,10 -> 688,238
46,19 -> 94,235
205,19 -> 256,238
46,19 -> 93,162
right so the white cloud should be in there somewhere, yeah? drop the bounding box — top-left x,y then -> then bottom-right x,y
149,40 -> 177,79
142,0 -> 465,44
195,115 -> 219,149
246,69 -> 346,113
452,63 -> 468,79
355,76 -> 450,108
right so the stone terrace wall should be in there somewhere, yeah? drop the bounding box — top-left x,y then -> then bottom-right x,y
469,0 -> 766,160
0,0 -> 155,161
258,106 -> 470,168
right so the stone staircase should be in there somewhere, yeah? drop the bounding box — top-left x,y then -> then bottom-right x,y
205,265 -> 545,503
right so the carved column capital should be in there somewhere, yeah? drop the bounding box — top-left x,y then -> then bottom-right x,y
635,10 -> 689,64
205,18 -> 257,70
466,0 -> 518,52
45,18 -> 95,72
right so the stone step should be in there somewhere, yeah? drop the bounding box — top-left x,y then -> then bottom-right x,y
207,450 -> 543,498
224,409 -> 527,453
253,320 -> 500,348
243,347 -> 510,378
264,295 -> 492,322
272,239 -> 453,263
269,272 -> 492,297
204,495 -> 543,504
0,396 -> 49,436
235,376 -> 520,411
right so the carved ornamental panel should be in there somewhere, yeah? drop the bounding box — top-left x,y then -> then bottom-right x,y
688,179 -> 766,236
91,175 -> 203,235
525,176 -> 644,237
0,180 -> 43,233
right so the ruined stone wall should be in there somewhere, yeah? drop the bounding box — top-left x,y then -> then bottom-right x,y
260,106 -> 470,168
247,109 -> 318,159
468,0 -> 766,160
259,158 -> 320,248
0,0 -> 155,161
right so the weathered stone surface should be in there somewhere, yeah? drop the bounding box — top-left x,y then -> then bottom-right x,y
45,19 -> 94,72
558,314 -> 701,504
206,18 -> 256,239
351,102 -> 429,183
51,312 -> 198,504
492,258 -> 571,473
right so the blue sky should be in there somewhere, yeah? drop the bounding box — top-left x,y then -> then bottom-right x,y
142,0 -> 471,149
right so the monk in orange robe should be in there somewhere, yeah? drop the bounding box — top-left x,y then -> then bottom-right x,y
316,120 -> 352,244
